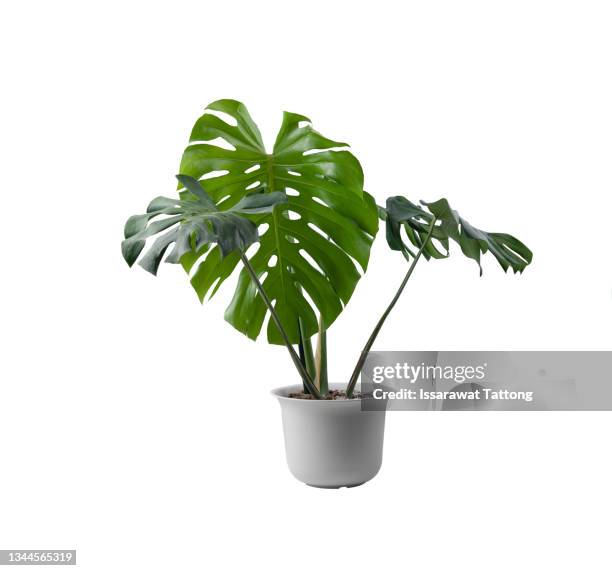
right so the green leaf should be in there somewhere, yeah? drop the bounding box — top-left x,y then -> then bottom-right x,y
382,196 -> 533,274
425,198 -> 533,274
121,175 -> 287,274
178,99 -> 379,344
382,196 -> 449,260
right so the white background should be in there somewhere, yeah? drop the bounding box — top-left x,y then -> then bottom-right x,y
1,1 -> 611,569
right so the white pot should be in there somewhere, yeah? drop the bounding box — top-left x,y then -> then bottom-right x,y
272,383 -> 386,488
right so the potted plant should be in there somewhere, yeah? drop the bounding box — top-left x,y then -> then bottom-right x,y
122,99 -> 533,488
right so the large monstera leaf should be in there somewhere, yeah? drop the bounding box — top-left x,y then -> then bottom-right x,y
122,175 -> 287,274
178,100 -> 379,344
383,196 -> 533,274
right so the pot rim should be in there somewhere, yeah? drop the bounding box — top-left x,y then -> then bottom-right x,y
271,382 -> 373,403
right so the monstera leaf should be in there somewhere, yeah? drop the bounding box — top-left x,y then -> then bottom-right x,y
381,197 -> 450,261
383,196 -> 532,274
121,174 -> 287,274
178,99 -> 379,344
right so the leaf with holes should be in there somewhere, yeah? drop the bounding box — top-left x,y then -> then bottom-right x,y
382,196 -> 450,260
121,174 -> 287,274
424,198 -> 532,274
382,196 -> 533,274
178,99 -> 379,344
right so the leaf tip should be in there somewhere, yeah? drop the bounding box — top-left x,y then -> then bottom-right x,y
137,259 -> 159,276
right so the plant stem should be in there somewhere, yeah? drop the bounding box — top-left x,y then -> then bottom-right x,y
298,316 -> 316,393
345,216 -> 437,398
315,318 -> 328,395
240,253 -> 321,399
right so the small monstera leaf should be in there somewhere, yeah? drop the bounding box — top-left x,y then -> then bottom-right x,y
121,175 -> 287,275
382,196 -> 532,274
382,197 -> 450,261
178,99 -> 379,344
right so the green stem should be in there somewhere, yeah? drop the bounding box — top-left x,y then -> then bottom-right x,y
345,216 -> 437,398
240,253 -> 321,399
315,320 -> 328,395
298,316 -> 316,393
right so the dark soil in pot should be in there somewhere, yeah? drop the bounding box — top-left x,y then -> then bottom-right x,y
287,389 -> 363,400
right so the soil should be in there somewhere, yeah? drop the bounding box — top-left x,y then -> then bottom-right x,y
288,389 -> 362,400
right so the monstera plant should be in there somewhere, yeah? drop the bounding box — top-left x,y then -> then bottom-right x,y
122,99 -> 532,401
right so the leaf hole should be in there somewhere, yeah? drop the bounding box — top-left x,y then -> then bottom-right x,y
312,196 -> 327,207
258,223 -> 270,235
285,234 -> 299,244
284,210 -> 302,221
191,137 -> 236,151
299,285 -> 318,315
298,120 -> 311,129
245,164 -> 261,174
245,181 -> 261,190
307,223 -> 327,238
244,242 -> 260,258
501,243 -> 528,263
268,255 -> 278,268
187,253 -> 207,280
206,277 -> 221,301
204,108 -> 238,127
286,188 -> 300,197
199,170 -> 229,181
261,306 -> 273,338
303,145 -> 349,156
299,248 -> 325,275
287,170 -> 301,177
329,239 -> 364,276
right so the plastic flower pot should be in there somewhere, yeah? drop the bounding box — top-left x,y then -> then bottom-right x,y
272,383 -> 386,488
